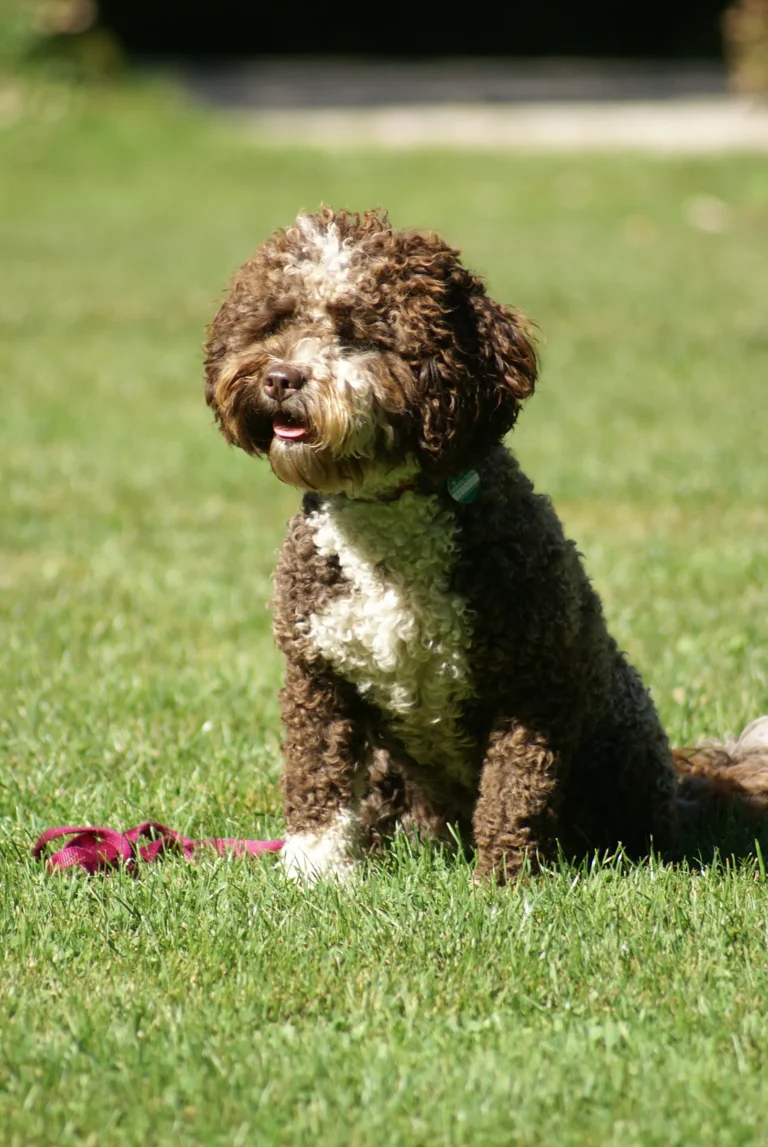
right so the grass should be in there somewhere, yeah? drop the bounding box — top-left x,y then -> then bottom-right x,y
1,76 -> 768,1145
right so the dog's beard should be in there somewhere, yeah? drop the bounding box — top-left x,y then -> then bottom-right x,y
223,383 -> 384,494
267,381 -> 398,493
216,344 -> 411,495
268,438 -> 368,494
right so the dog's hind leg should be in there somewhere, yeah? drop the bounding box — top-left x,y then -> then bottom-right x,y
559,660 -> 678,859
360,748 -> 473,851
472,721 -> 566,882
279,658 -> 368,882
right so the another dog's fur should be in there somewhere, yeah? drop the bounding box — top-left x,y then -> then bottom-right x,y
205,207 -> 768,881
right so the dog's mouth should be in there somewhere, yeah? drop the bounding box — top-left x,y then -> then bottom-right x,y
272,415 -> 308,443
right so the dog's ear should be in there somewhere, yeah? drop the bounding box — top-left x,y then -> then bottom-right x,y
410,282 -> 537,475
468,292 -> 537,410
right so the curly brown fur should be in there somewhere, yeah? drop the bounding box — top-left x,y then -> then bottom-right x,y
673,719 -> 768,822
204,206 -> 768,882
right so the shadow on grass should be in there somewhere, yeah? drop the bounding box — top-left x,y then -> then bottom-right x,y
365,808 -> 768,887
674,805 -> 768,875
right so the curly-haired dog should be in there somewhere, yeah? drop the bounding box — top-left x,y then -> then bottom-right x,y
205,207 -> 768,882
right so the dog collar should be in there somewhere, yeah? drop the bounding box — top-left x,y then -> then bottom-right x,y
446,469 -> 481,504
345,469 -> 481,505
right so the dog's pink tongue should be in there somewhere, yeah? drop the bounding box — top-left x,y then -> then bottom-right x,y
274,423 -> 307,441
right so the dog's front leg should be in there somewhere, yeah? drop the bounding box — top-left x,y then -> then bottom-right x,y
279,657 -> 366,882
472,722 -> 567,883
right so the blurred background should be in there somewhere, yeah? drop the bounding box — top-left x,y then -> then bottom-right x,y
4,1 -> 768,148
4,0 -> 768,98
3,0 -> 766,72
33,0 -> 745,58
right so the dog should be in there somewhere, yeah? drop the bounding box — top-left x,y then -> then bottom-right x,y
204,206 -> 768,881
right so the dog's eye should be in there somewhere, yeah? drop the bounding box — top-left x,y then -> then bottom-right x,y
327,303 -> 355,343
251,298 -> 296,340
327,302 -> 392,354
344,339 -> 381,355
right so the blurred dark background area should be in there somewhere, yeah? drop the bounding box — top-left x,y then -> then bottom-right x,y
10,0 -> 768,101
97,0 -> 728,59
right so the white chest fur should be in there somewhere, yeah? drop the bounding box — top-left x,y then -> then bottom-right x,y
306,493 -> 476,782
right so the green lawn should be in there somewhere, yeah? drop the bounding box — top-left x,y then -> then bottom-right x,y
2,78 -> 768,1146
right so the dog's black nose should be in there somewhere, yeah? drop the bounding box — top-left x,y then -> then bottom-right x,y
264,364 -> 305,401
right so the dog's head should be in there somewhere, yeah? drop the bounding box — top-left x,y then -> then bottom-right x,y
205,208 -> 537,495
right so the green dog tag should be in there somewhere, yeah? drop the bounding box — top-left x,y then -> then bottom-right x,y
446,470 -> 481,504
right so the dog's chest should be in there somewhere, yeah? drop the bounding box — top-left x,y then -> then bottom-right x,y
306,494 -> 476,779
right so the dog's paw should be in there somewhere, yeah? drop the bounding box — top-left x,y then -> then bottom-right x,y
280,811 -> 360,885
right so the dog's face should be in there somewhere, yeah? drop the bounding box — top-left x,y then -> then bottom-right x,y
205,208 -> 537,494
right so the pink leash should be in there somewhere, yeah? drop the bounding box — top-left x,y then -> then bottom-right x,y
33,822 -> 284,875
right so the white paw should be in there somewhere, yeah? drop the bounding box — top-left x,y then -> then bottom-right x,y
281,811 -> 360,884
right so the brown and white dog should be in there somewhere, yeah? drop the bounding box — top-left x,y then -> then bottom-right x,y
205,207 -> 768,882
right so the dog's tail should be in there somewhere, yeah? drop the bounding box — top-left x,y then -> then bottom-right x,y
673,716 -> 768,823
